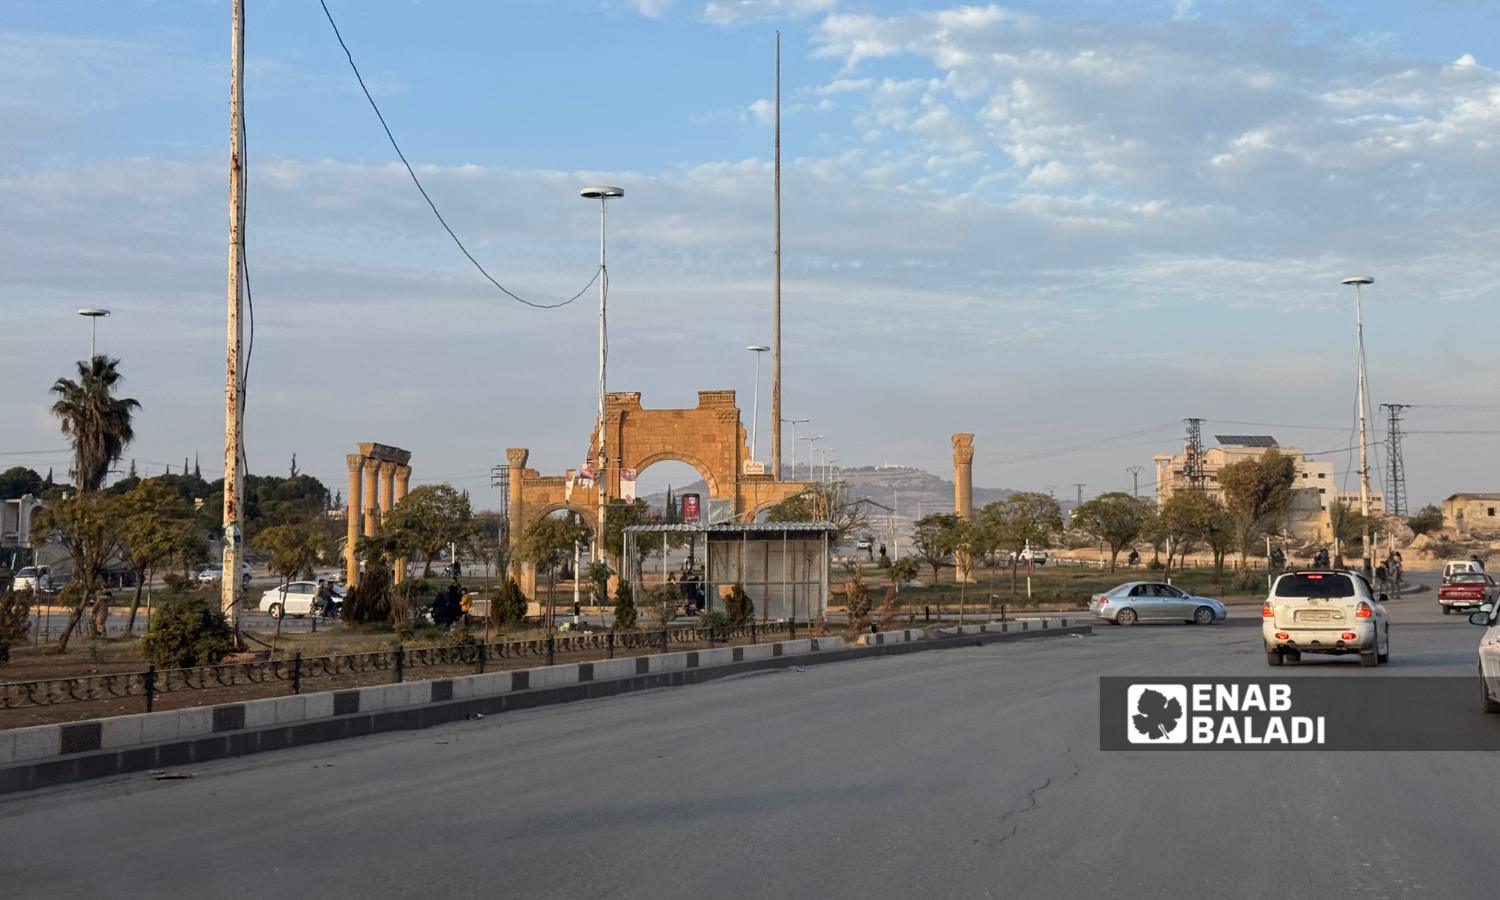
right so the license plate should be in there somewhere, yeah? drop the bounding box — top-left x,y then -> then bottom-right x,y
1295,609 -> 1337,622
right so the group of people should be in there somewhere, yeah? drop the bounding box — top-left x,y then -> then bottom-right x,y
664,569 -> 706,617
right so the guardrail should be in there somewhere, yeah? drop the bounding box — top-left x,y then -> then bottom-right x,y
1,619 -> 804,715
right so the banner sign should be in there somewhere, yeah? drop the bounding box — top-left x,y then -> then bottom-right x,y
681,493 -> 701,525
1100,677 -> 1500,751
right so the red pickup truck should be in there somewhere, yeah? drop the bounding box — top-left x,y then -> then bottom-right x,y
1439,572 -> 1498,614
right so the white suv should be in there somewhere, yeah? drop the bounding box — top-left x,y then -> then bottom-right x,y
1263,570 -> 1389,667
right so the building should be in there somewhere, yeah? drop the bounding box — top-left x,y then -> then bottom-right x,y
1153,436 -> 1384,543
1,494 -> 45,570
1442,494 -> 1500,537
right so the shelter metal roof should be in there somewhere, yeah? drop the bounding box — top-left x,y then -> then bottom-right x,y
623,521 -> 835,535
1215,435 -> 1279,448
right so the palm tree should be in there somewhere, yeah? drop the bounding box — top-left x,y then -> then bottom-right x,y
50,355 -> 141,492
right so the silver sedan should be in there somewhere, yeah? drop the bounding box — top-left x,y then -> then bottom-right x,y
1087,581 -> 1228,625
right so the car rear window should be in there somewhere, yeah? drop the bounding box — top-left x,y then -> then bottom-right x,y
1274,573 -> 1356,598
1451,573 -> 1487,583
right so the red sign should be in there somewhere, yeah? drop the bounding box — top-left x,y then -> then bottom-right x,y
681,493 -> 701,525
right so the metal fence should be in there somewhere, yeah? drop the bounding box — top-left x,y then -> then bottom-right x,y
1,619 -> 805,715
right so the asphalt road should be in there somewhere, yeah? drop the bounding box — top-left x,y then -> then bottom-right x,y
2,571 -> 1495,900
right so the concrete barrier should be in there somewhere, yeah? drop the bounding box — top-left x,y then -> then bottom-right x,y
0,626 -> 1079,794
854,628 -> 926,647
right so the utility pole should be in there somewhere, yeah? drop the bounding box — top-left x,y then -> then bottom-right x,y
1382,403 -> 1410,518
1126,466 -> 1144,498
1344,276 -> 1375,578
770,31 -> 783,483
221,0 -> 246,635
1074,483 -> 1086,506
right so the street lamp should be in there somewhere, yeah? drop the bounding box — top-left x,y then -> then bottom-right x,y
1342,274 -> 1375,578
78,308 -> 110,358
580,186 -> 624,560
747,345 -> 770,463
782,417 -> 809,479
800,434 -> 822,483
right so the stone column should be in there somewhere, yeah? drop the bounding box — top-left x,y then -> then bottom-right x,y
362,457 -> 380,538
345,454 -> 364,587
393,464 -> 411,584
952,433 -> 975,583
952,433 -> 974,519
506,449 -> 529,579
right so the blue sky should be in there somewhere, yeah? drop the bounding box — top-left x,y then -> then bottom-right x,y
2,0 -> 1498,508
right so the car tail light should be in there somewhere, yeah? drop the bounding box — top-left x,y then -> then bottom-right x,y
1341,632 -> 1357,640
1261,602 -> 1274,618
1355,602 -> 1372,619
1098,597 -> 1109,606
1275,632 -> 1289,640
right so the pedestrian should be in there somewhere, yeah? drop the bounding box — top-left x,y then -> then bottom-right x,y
1375,563 -> 1388,591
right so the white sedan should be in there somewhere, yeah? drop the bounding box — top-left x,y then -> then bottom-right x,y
259,581 -> 343,618
1470,603 -> 1500,713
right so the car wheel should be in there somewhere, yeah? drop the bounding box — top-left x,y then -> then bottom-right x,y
1266,649 -> 1284,667
1482,670 -> 1500,714
1115,608 -> 1138,626
1193,606 -> 1216,626
1442,606 -> 1452,615
1378,627 -> 1390,664
268,603 -> 282,620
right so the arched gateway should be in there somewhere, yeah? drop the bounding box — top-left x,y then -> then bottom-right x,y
507,390 -> 810,595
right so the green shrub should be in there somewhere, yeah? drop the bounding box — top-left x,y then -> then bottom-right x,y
844,573 -> 873,627
489,578 -> 529,628
141,597 -> 234,668
393,578 -> 435,627
343,565 -> 393,626
876,555 -> 892,569
613,579 -> 637,630
0,589 -> 32,664
723,583 -> 754,626
698,609 -> 730,630
162,572 -> 191,594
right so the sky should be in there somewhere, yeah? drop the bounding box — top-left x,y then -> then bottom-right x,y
2,0 -> 1498,511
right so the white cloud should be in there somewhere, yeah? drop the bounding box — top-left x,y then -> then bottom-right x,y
703,0 -> 839,27
630,0 -> 678,17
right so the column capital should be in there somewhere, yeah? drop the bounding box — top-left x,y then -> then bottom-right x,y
394,463 -> 411,480
951,433 -> 975,465
346,453 -> 366,474
378,459 -> 398,477
506,448 -> 529,469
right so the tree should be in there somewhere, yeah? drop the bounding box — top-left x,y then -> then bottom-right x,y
30,492 -> 120,650
49,355 -> 141,492
980,492 -> 1064,593
0,467 -> 44,500
1071,492 -> 1152,572
1219,449 -> 1297,571
1158,490 -> 1217,575
343,535 -> 395,626
603,498 -> 652,564
765,481 -> 875,545
383,484 -> 473,577
0,589 -> 32,664
612,579 -> 638,630
1328,499 -> 1367,553
252,521 -> 330,592
488,577 -> 529,629
523,515 -> 591,628
886,557 -> 918,592
1407,505 -> 1444,536
911,513 -> 960,582
113,481 -> 200,635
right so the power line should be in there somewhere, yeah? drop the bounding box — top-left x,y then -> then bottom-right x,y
317,0 -> 599,310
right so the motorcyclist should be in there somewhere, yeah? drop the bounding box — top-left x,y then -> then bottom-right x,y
314,579 -> 337,618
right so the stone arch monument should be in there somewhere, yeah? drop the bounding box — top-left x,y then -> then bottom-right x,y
507,390 -> 810,595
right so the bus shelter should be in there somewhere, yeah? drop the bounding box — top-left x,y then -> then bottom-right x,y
621,522 -> 833,621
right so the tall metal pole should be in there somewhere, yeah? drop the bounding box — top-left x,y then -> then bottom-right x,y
770,32 -> 783,483
1127,466 -> 1143,498
750,350 -> 763,461
598,196 -> 607,563
221,0 -> 246,634
1354,281 -> 1373,577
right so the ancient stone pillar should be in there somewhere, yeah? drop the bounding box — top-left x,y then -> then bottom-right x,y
506,449 -> 528,579
393,464 -> 411,584
952,433 -> 975,519
345,454 -> 365,587
952,433 -> 975,583
362,457 -> 380,538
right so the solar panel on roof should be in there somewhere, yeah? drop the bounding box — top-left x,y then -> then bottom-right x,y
1215,435 -> 1279,447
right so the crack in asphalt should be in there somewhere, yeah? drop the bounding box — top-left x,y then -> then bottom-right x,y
989,742 -> 1083,846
